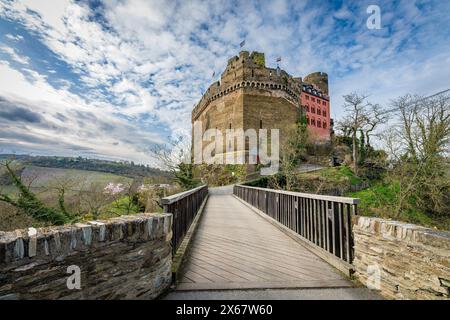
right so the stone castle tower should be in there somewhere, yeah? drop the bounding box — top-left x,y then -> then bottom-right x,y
192,51 -> 330,164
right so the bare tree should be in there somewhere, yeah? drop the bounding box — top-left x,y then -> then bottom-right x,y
150,135 -> 199,189
391,93 -> 450,162
338,93 -> 371,175
384,93 -> 450,217
78,180 -> 119,220
363,103 -> 388,149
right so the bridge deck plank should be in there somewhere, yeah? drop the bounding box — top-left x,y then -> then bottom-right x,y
177,193 -> 353,291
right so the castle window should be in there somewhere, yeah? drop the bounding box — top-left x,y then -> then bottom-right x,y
260,119 -> 263,129
317,109 -> 321,116
251,69 -> 254,77
317,121 -> 321,128
323,122 -> 327,129
312,107 -> 315,114
229,123 -> 232,130
306,105 -> 309,112
323,110 -> 326,117
322,101 -> 326,106
311,119 -> 315,126
305,95 -> 309,100
306,117 -> 310,125
311,97 -> 315,102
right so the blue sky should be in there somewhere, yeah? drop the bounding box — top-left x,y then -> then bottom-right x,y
0,0 -> 449,165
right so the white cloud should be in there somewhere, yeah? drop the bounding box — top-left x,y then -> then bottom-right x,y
0,45 -> 29,64
0,0 -> 449,164
0,60 -> 164,164
5,33 -> 23,41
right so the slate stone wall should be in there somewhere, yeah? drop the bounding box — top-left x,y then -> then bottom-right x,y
353,216 -> 450,300
0,213 -> 173,300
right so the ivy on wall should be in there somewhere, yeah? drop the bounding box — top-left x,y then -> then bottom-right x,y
252,52 -> 265,67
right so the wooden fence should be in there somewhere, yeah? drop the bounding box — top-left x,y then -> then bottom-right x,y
234,185 -> 359,264
162,185 -> 208,255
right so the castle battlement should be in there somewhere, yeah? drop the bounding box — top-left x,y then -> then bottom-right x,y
192,51 -> 302,121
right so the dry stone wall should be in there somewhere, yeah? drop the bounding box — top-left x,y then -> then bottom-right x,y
0,213 -> 173,300
353,216 -> 450,300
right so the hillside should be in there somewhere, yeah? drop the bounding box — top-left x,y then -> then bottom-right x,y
0,154 -> 170,179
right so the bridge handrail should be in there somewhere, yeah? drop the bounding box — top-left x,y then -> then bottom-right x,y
162,185 -> 208,255
234,184 -> 360,204
161,184 -> 207,205
234,184 -> 358,266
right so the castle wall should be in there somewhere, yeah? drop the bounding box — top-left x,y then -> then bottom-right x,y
244,88 -> 301,146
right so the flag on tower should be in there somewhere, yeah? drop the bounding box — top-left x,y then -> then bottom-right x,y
276,56 -> 282,62
240,40 -> 246,48
212,71 -> 215,78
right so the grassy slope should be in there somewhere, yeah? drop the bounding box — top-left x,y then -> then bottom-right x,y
311,165 -> 362,185
293,165 -> 363,193
21,166 -> 132,189
284,165 -> 448,230
347,182 -> 450,231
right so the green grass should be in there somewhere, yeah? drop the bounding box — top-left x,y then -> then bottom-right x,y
347,182 -> 449,230
100,196 -> 141,218
21,166 -> 132,189
300,165 -> 363,185
321,165 -> 363,185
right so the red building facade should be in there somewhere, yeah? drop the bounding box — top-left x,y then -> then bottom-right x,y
301,83 -> 331,141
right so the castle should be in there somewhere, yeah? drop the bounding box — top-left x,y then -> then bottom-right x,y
191,51 -> 331,164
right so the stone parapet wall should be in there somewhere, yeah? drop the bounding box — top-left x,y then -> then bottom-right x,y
353,216 -> 450,300
0,213 -> 173,300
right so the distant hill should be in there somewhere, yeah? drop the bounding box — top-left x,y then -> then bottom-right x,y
0,154 -> 171,179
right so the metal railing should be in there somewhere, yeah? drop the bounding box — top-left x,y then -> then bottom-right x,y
234,184 -> 359,264
162,185 -> 208,255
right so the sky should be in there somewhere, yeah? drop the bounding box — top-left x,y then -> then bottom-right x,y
0,0 -> 449,165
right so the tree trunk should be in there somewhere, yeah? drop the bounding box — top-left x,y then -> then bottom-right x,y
352,129 -> 358,175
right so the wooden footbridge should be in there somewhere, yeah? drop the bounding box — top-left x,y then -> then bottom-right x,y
162,184 -> 374,298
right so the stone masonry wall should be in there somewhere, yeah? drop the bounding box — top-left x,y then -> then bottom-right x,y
0,213 -> 173,300
353,216 -> 450,300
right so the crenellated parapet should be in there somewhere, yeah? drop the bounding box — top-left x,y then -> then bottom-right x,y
192,51 -> 302,121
